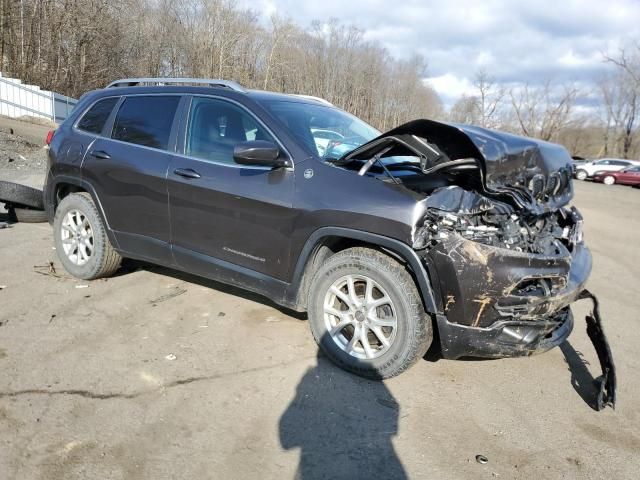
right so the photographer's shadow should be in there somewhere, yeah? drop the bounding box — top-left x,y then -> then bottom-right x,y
279,346 -> 407,480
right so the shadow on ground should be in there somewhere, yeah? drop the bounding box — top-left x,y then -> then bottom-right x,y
279,347 -> 407,479
560,341 -> 600,411
120,259 -> 307,320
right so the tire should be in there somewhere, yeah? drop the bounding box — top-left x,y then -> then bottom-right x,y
0,181 -> 44,209
307,247 -> 432,379
575,169 -> 588,181
603,175 -> 616,185
53,192 -> 121,280
10,206 -> 48,223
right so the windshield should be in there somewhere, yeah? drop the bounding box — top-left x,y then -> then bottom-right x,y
256,99 -> 379,158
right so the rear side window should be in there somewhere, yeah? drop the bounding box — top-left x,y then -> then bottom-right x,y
112,96 -> 180,150
77,97 -> 119,134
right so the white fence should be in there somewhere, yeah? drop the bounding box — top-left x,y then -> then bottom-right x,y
0,73 -> 77,124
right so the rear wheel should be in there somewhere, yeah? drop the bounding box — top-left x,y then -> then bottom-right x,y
575,169 -> 588,181
53,192 -> 121,279
307,247 -> 432,379
603,175 -> 616,185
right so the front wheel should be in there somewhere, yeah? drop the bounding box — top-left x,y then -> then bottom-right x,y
307,247 -> 432,379
603,175 -> 616,185
575,169 -> 588,180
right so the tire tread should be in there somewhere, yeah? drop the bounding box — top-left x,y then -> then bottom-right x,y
54,192 -> 121,279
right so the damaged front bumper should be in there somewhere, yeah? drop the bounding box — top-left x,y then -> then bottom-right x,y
425,235 -> 592,352
424,239 -> 616,409
422,224 -> 593,359
434,307 -> 575,359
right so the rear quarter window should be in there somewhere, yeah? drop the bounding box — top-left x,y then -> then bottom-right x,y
77,97 -> 119,134
112,96 -> 181,150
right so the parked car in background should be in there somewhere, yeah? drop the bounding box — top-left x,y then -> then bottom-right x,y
310,128 -> 344,156
571,156 -> 587,175
593,165 -> 640,186
574,158 -> 640,180
323,136 -> 368,159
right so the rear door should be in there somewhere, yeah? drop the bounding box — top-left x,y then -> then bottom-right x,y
167,95 -> 295,281
82,94 -> 182,263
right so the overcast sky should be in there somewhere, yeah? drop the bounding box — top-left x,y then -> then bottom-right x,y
243,0 -> 640,107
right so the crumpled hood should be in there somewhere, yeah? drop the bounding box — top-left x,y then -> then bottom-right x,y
342,119 -> 574,214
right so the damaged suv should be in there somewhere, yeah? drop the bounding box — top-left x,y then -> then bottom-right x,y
44,78 -> 615,408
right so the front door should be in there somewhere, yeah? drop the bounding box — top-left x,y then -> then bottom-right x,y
167,96 -> 295,281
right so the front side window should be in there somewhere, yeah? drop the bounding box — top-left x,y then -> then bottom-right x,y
112,96 -> 180,150
595,160 -> 610,165
185,97 -> 275,165
77,97 -> 119,134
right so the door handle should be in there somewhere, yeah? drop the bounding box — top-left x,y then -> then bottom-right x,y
173,168 -> 201,179
89,150 -> 111,160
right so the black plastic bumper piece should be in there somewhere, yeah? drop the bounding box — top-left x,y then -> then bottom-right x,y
578,289 -> 616,410
436,307 -> 574,359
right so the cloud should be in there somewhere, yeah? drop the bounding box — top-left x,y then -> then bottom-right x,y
240,0 -> 639,107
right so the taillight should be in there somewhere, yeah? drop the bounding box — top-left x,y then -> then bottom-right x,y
45,130 -> 55,146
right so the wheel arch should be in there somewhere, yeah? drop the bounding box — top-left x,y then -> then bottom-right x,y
48,176 -> 119,249
284,227 -> 438,314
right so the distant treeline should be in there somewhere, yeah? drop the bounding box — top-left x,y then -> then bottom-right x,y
0,1 -> 637,158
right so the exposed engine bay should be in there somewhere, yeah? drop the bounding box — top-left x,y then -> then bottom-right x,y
412,185 -> 583,255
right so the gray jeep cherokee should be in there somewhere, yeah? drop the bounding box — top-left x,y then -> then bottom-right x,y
43,78 -> 615,408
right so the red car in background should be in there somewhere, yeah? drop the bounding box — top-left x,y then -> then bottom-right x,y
593,166 -> 640,186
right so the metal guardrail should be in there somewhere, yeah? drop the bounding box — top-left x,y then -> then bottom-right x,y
53,92 -> 77,123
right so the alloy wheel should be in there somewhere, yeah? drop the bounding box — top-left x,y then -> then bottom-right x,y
323,274 -> 397,359
60,209 -> 94,266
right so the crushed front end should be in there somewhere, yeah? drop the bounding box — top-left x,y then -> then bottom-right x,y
340,119 -> 616,408
413,185 -> 588,359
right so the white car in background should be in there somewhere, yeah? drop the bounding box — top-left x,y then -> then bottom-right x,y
575,158 -> 640,180
311,128 -> 344,156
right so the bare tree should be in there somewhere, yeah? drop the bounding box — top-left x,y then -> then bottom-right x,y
474,69 -> 505,128
509,81 -> 579,141
449,95 -> 480,124
603,45 -> 640,158
0,1 -> 440,130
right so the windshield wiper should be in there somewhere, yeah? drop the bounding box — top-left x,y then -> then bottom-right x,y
357,147 -> 401,184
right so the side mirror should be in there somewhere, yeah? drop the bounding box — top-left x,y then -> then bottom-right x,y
233,141 -> 291,168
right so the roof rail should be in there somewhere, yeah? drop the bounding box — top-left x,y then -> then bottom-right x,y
291,94 -> 334,106
106,77 -> 246,92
